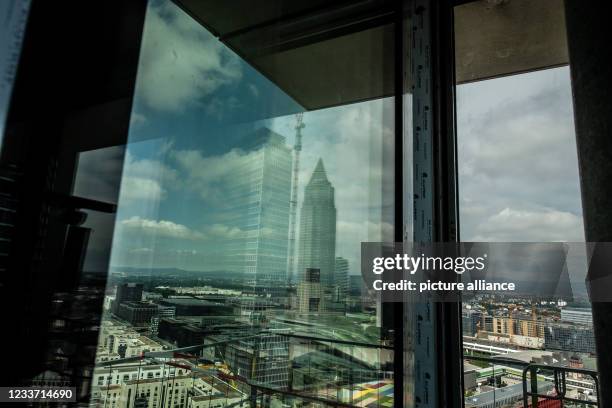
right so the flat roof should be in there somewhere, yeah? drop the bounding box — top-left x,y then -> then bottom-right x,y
465,382 -> 552,407
492,350 -> 553,364
562,307 -> 592,312
160,298 -> 224,306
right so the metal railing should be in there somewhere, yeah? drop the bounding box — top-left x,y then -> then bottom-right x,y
522,363 -> 600,407
91,331 -> 393,407
463,354 -> 600,407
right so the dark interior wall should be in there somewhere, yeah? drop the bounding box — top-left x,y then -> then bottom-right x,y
564,1 -> 612,405
0,0 -> 146,397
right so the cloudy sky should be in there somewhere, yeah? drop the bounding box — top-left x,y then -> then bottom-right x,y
457,67 -> 584,243
75,0 -> 584,279
73,0 -> 394,276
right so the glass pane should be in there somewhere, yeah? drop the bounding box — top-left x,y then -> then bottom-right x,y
91,1 -> 396,407
456,1 -> 597,406
0,0 -> 30,142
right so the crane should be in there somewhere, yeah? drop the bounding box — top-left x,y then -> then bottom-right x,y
287,113 -> 304,284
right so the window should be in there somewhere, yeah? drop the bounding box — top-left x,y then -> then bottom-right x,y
455,0 -> 597,406
0,0 -> 30,140
92,0 -> 397,405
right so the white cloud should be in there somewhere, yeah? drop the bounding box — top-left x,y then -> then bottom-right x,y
172,147 -> 259,204
129,247 -> 154,254
130,112 -> 147,126
119,176 -> 165,203
117,216 -> 244,242
248,84 -> 260,98
472,207 -> 584,242
203,224 -> 243,239
136,1 -> 242,113
457,67 -> 584,242
204,96 -> 241,120
117,151 -> 179,205
124,152 -> 177,183
120,216 -> 204,240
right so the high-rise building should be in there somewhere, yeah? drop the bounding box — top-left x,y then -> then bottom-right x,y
216,130 -> 294,390
112,283 -> 143,314
334,257 -> 349,303
223,128 -> 293,298
296,159 -> 337,287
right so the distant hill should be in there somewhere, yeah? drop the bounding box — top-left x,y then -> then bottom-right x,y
108,267 -> 243,279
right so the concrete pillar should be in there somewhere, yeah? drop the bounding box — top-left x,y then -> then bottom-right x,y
564,2 -> 612,405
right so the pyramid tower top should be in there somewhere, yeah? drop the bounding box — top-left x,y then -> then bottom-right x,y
309,158 -> 329,183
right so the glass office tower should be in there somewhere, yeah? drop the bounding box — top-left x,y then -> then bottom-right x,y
223,128 -> 293,297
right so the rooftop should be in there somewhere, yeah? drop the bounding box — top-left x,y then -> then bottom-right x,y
159,298 -> 224,307
465,382 -> 552,407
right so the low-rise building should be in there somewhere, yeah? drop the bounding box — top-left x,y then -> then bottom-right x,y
92,373 -> 246,408
544,322 -> 596,354
115,301 -> 159,326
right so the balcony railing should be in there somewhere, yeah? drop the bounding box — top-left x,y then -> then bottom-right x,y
463,354 -> 599,408
522,363 -> 600,407
91,330 -> 393,407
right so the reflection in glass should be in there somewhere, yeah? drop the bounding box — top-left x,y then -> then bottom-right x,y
0,0 -> 30,141
90,0 -> 395,406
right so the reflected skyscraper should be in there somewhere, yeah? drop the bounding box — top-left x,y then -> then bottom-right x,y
223,128 -> 293,297
297,159 -> 337,287
220,129 -> 293,389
